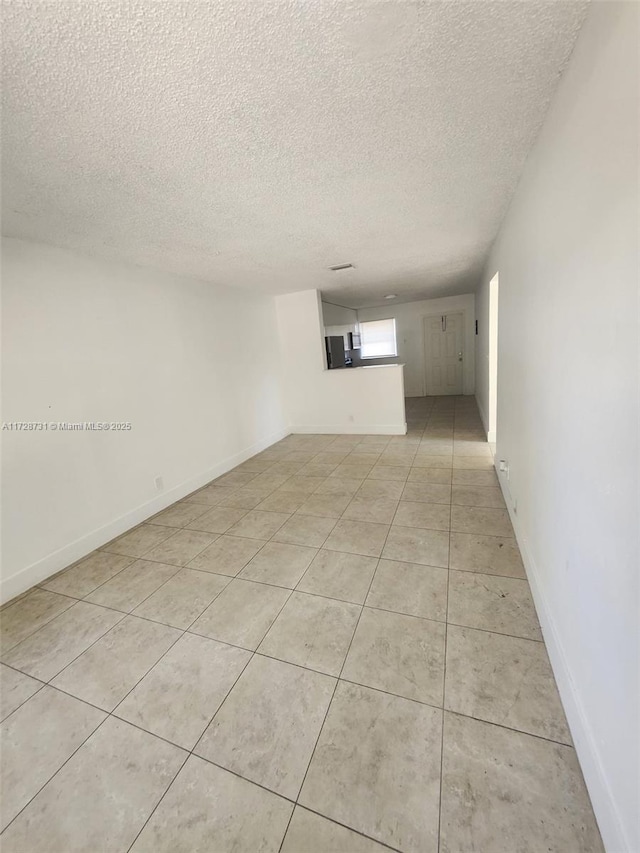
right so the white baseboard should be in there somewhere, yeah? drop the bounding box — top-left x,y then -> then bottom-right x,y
495,466 -> 630,853
290,422 -> 407,435
0,426 -> 290,605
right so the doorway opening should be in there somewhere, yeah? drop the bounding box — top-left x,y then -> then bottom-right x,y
488,272 -> 499,444
423,312 -> 464,395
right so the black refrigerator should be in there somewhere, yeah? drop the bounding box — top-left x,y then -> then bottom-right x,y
325,335 -> 346,369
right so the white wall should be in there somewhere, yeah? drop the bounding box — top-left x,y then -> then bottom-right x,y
475,4 -> 638,850
321,300 -> 358,344
321,301 -> 357,328
356,294 -> 475,396
1,238 -> 288,602
277,290 -> 406,434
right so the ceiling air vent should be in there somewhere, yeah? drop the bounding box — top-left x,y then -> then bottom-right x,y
329,263 -> 354,271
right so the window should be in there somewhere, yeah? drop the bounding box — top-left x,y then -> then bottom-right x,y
359,318 -> 397,359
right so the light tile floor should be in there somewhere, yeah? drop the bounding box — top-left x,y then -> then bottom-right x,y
0,396 -> 604,852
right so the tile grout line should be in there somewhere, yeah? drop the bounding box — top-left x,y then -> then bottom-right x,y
283,499 -> 397,849
2,406 -> 542,851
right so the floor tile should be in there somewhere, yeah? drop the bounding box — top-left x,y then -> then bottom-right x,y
256,491 -> 307,513
133,568 -> 229,628
323,519 -> 390,558
343,496 -> 399,524
346,451 -> 381,465
273,514 -> 337,547
239,541 -> 317,588
405,465 -> 452,482
452,469 -> 499,486
218,488 -> 270,509
183,484 -> 236,506
366,559 -> 447,621
281,807 -> 390,853
0,664 -> 42,721
382,526 -> 449,568
333,462 -> 376,479
343,607 -> 445,705
451,485 -> 506,508
102,523 -> 175,558
0,589 -> 75,652
267,460 -> 307,476
378,453 -> 416,468
409,465 -> 455,485
283,450 -> 316,463
449,532 -> 526,578
249,472 -> 293,491
356,478 -> 405,500
0,717 -> 186,853
393,500 -> 451,531
149,502 -> 211,529
187,535 -> 263,576
84,559 -> 179,612
0,686 -> 106,831
401,481 -> 452,504
51,615 -> 180,711
259,591 -> 360,676
41,552 -> 134,598
417,440 -> 453,455
440,713 -> 603,853
142,529 -> 217,567
186,506 -> 249,534
116,633 -> 250,749
452,456 -> 495,470
297,492 -> 352,518
313,451 -> 350,465
409,455 -> 452,470
314,477 -> 364,497
130,755 -> 293,853
226,509 -> 290,540
445,625 -> 571,743
296,549 -> 378,604
190,578 -> 290,650
367,465 -> 410,481
2,602 -> 124,681
279,475 -> 326,494
196,655 -> 335,798
215,471 -> 258,489
299,681 -> 442,853
448,571 -> 542,641
453,441 -> 492,457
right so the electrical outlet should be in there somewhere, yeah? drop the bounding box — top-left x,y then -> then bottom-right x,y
499,459 -> 509,479
154,476 -> 164,492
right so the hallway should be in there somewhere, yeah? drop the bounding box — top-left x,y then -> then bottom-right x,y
0,396 -> 603,852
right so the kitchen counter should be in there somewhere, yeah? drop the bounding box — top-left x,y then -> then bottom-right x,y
355,363 -> 404,369
327,363 -> 405,371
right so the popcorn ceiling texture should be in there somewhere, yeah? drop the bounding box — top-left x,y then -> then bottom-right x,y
1,0 -> 588,308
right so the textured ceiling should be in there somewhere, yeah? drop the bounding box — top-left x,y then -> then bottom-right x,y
2,0 -> 588,308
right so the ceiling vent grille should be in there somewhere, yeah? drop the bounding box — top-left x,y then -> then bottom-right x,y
329,263 -> 354,271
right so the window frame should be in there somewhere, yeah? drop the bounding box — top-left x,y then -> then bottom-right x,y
358,317 -> 398,360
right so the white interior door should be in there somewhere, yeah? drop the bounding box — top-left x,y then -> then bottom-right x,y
424,313 -> 464,395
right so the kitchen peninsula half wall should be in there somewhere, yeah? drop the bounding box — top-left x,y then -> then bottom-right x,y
276,290 -> 406,434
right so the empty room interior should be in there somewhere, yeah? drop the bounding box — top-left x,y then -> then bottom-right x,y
1,1 -> 638,852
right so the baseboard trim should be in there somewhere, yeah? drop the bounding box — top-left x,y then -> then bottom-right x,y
0,425 -> 290,605
495,466 -> 630,853
290,422 -> 407,435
